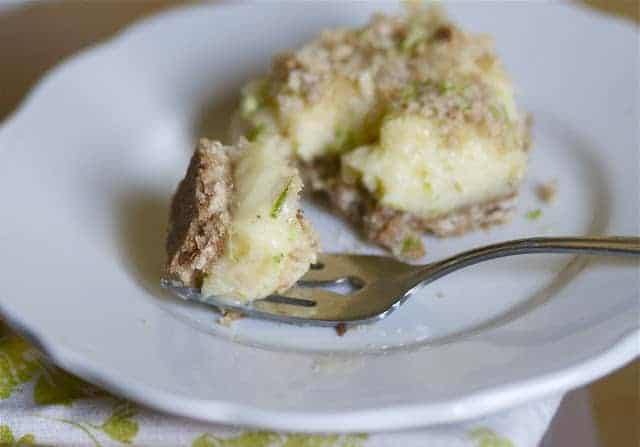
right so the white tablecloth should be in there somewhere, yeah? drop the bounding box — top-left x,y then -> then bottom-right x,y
0,323 -> 561,447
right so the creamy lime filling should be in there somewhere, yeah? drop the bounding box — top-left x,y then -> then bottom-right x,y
236,5 -> 530,225
202,135 -> 317,301
342,114 -> 527,218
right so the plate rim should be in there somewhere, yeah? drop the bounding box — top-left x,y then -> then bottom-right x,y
3,301 -> 638,431
0,1 -> 638,432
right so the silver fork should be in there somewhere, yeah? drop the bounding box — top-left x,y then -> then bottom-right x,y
161,236 -> 640,326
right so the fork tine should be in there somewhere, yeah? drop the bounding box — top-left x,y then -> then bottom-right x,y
162,252 -> 414,323
298,253 -> 358,284
282,286 -> 349,308
253,286 -> 349,320
268,287 -> 386,322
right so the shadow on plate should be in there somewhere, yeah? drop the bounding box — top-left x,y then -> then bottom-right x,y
114,87 -> 241,305
115,189 -> 172,298
191,87 -> 241,145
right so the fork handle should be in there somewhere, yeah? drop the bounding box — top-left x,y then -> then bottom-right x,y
410,236 -> 640,287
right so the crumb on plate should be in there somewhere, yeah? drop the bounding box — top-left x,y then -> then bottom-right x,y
335,322 -> 347,336
218,309 -> 244,327
537,179 -> 558,203
525,208 -> 542,220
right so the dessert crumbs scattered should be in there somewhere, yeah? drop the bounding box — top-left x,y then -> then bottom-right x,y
218,309 -> 244,327
525,209 -> 542,220
335,323 -> 347,336
400,235 -> 426,259
537,179 -> 558,203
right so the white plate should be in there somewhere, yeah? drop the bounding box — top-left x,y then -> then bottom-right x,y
0,1 -> 638,432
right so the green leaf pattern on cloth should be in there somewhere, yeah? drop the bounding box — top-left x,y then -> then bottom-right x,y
0,425 -> 36,446
0,326 -> 41,400
34,365 -> 100,406
42,402 -> 139,446
100,402 -> 139,444
192,432 -> 281,447
47,417 -> 103,447
468,428 -> 514,447
1,321 -> 100,406
282,434 -> 367,447
191,432 -> 368,447
0,321 -> 551,446
0,425 -> 13,444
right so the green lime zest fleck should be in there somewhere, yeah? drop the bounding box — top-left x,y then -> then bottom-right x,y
401,82 -> 419,101
401,236 -> 423,256
489,103 -> 509,121
240,79 -> 270,118
437,80 -> 465,95
332,126 -> 358,152
489,104 -> 500,119
247,124 -> 267,142
240,95 -> 259,117
418,166 -> 433,196
271,178 -> 293,218
525,209 -> 542,220
373,177 -> 386,199
381,112 -> 402,127
401,26 -> 428,52
273,253 -> 285,264
228,239 -> 238,262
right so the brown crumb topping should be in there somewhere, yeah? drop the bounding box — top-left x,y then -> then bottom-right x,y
537,179 -> 558,203
230,5 -> 531,262
432,25 -> 453,42
264,5 -> 528,151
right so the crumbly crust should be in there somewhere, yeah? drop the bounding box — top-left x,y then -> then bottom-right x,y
267,5 -> 530,151
165,139 -> 234,286
303,160 -> 516,259
416,195 -> 516,236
